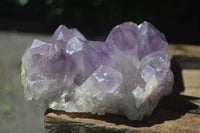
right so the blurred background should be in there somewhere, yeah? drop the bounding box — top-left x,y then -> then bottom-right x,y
0,0 -> 199,133
0,0 -> 200,43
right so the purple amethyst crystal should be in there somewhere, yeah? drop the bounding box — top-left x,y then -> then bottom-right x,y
21,21 -> 173,120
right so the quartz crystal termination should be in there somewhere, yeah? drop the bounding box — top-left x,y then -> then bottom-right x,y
21,21 -> 174,120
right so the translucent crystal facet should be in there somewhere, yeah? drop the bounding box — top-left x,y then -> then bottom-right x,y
21,22 -> 174,120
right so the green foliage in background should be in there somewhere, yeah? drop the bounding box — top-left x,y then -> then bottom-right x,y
1,104 -> 12,113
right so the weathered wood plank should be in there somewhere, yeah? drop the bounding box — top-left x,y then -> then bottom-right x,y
168,44 -> 200,58
44,44 -> 200,133
171,55 -> 200,97
181,70 -> 200,97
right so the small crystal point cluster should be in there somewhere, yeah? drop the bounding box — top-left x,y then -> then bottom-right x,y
21,21 -> 173,120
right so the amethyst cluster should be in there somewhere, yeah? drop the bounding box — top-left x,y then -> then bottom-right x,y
21,21 -> 173,120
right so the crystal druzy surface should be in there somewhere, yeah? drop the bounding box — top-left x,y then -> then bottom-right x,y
21,21 -> 174,120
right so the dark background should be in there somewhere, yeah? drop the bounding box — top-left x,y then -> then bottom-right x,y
0,0 -> 200,44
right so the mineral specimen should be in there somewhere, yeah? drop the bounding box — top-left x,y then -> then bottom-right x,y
21,21 -> 174,120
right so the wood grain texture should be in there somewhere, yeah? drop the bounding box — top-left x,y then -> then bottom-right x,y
44,44 -> 200,133
168,44 -> 200,58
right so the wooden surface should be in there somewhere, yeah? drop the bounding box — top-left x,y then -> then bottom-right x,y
44,44 -> 200,133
